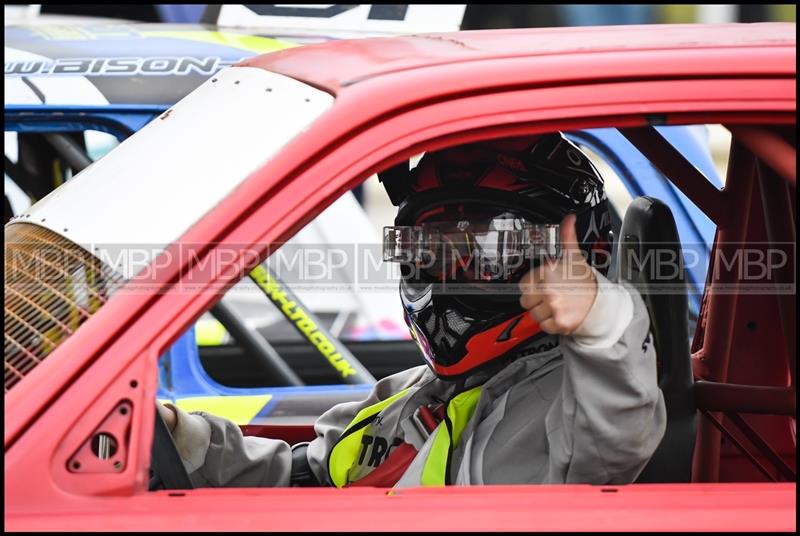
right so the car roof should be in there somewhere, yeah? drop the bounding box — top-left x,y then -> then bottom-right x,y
4,23 -> 301,106
242,23 -> 796,94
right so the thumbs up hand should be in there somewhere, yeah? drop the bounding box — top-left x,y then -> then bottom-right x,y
519,213 -> 598,335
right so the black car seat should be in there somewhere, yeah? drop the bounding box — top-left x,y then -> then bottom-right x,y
617,196 -> 696,483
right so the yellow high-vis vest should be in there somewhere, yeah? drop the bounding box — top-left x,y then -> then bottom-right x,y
328,385 -> 482,487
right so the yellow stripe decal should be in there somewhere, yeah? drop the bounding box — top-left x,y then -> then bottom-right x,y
140,31 -> 298,54
170,394 -> 273,425
195,318 -> 229,347
250,265 -> 358,379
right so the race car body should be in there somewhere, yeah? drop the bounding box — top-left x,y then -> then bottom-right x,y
6,19 -> 725,424
4,23 -> 796,531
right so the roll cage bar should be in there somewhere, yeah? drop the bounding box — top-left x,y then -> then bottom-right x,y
622,125 -> 795,482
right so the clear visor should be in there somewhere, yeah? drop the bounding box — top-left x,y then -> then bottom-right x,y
383,216 -> 561,283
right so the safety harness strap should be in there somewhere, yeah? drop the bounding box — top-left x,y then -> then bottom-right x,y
328,385 -> 483,488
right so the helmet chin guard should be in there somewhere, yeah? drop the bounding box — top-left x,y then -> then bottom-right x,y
402,286 -> 549,379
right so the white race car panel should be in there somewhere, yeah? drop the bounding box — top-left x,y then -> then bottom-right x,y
215,4 -> 466,38
273,189 -> 408,336
4,77 -> 42,105
4,46 -> 109,106
21,66 -> 334,279
200,188 -> 408,341
4,175 -> 32,214
3,4 -> 41,24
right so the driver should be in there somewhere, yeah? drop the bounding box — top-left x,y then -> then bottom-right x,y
159,132 -> 666,487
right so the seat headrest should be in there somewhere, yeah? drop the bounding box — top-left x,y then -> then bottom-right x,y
617,196 -> 691,393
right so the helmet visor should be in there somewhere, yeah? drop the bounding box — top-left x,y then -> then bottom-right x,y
384,213 -> 560,284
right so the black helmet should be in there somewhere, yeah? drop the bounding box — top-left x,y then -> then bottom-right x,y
381,133 -> 612,379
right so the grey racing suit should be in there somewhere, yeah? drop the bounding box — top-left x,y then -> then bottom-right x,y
168,272 -> 666,487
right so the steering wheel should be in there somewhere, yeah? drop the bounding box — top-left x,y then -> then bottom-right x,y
149,404 -> 194,491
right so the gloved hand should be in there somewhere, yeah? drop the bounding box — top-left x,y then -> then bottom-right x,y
158,403 -> 178,433
519,213 -> 598,335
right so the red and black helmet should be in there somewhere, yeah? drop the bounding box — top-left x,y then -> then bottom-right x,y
381,133 -> 612,379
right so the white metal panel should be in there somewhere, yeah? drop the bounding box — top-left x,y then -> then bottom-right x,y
20,67 -> 334,279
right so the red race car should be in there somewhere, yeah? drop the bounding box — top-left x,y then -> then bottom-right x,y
5,22 -> 796,531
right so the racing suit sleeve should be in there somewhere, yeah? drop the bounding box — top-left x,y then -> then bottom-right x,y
545,268 -> 666,484
168,365 -> 430,487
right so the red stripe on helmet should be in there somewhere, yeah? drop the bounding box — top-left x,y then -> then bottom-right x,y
477,164 -> 529,192
414,206 -> 445,225
432,312 -> 541,377
411,164 -> 440,193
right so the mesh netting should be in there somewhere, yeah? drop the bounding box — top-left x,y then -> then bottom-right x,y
4,223 -> 124,394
